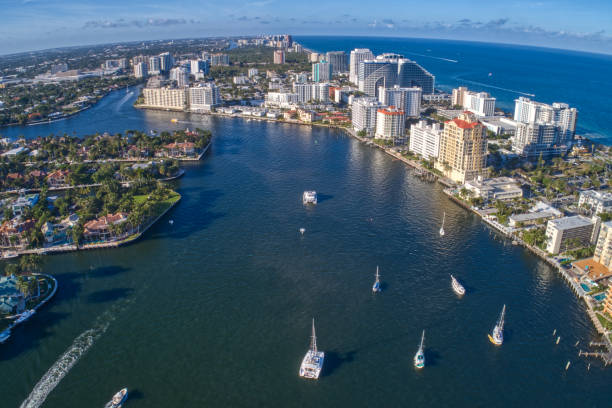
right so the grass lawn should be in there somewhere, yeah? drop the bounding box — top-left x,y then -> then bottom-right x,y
133,191 -> 181,219
596,313 -> 612,330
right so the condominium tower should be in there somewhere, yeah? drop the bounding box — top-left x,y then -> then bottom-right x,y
349,48 -> 374,85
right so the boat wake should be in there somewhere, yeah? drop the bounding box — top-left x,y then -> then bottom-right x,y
20,301 -> 128,408
457,78 -> 535,97
404,51 -> 458,63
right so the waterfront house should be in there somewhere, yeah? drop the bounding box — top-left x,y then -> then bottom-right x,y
0,218 -> 35,248
41,214 -> 79,245
509,201 -> 562,227
163,142 -> 195,157
0,275 -> 26,315
46,169 -> 70,187
11,193 -> 39,217
83,212 -> 128,242
464,177 -> 523,201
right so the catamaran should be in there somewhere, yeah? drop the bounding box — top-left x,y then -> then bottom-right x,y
299,318 -> 325,379
302,191 -> 318,205
372,266 -> 381,293
105,388 -> 128,408
450,275 -> 465,296
488,305 -> 506,346
414,330 -> 425,369
439,212 -> 446,236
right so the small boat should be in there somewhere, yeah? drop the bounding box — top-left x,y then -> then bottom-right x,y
302,191 -> 318,205
488,305 -> 506,346
299,319 -> 324,379
299,228 -> 305,235
414,330 -> 425,369
14,309 -> 35,325
169,220 -> 174,225
372,266 -> 382,293
0,328 -> 10,344
439,212 -> 445,236
450,274 -> 465,296
171,118 -> 178,123
105,388 -> 128,408
488,72 -> 493,77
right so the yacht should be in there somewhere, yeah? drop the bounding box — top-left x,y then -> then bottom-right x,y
302,191 -> 318,205
372,266 -> 381,293
488,305 -> 506,346
414,330 -> 425,369
105,388 -> 128,408
450,275 -> 465,296
299,319 -> 324,379
14,309 -> 35,325
439,212 -> 446,236
0,328 -> 10,344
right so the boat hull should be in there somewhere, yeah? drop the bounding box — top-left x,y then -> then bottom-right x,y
299,350 -> 324,379
488,333 -> 503,346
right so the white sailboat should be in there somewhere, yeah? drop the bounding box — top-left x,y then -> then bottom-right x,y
450,274 -> 465,296
414,330 -> 425,369
372,266 -> 381,293
488,305 -> 506,346
439,212 -> 446,236
299,318 -> 325,379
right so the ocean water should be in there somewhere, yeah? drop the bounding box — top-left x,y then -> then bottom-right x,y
297,36 -> 612,144
0,89 -> 611,407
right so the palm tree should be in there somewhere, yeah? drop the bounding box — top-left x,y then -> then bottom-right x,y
19,254 -> 42,274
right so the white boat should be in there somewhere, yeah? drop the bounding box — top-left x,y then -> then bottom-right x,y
414,330 -> 425,369
372,266 -> 381,293
299,228 -> 306,235
299,318 -> 324,379
14,309 -> 35,325
0,328 -> 10,344
488,305 -> 506,346
450,275 -> 465,296
169,220 -> 174,225
439,212 -> 445,236
105,388 -> 128,408
302,191 -> 318,205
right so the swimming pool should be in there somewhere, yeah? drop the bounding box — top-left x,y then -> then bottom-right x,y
580,283 -> 591,292
593,293 -> 607,302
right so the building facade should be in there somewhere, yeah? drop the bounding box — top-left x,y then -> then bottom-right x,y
578,190 -> 612,214
148,56 -> 161,75
594,221 -> 612,271
190,59 -> 210,75
134,62 -> 148,78
210,54 -> 230,66
545,215 -> 595,254
170,67 -> 189,87
379,85 -> 422,117
143,87 -> 187,110
273,50 -> 285,64
349,48 -> 374,85
351,97 -> 383,135
325,51 -> 348,73
312,61 -> 332,82
188,83 -> 220,112
375,107 -> 405,142
409,121 -> 441,160
451,87 -> 496,117
435,112 -> 488,184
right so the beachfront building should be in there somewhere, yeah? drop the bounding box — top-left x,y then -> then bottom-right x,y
594,221 -> 612,271
375,107 -> 405,143
451,87 -> 496,118
142,87 -> 187,110
578,190 -> 612,215
464,177 -> 522,201
188,83 -> 220,112
312,60 -> 332,82
545,215 -> 595,254
326,51 -> 348,73
349,48 -> 374,85
379,85 -> 422,117
352,97 -> 383,136
358,60 -> 398,98
435,112 -> 488,184
511,97 -> 577,156
409,120 -> 441,160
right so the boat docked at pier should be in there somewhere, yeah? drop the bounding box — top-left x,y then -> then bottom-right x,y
488,305 -> 506,346
299,319 -> 324,379
14,309 -> 35,325
450,275 -> 465,296
302,191 -> 318,205
414,330 -> 425,369
0,328 -> 10,344
105,388 -> 128,408
372,266 -> 381,293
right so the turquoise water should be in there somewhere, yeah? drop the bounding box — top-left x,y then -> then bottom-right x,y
0,87 -> 611,408
581,283 -> 591,292
297,36 -> 612,144
593,293 -> 606,301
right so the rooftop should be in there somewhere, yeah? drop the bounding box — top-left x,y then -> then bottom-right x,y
574,258 -> 612,281
548,215 -> 594,230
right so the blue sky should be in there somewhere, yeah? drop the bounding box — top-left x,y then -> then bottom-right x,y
2,0 -> 612,55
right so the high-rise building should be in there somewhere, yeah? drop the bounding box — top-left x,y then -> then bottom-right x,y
188,83 -> 221,112
50,62 -> 68,74
159,52 -> 174,73
312,61 -> 332,82
142,87 -> 187,110
409,121 -> 442,160
375,107 -> 406,142
594,221 -> 612,271
451,87 -> 495,117
604,285 -> 612,318
148,56 -> 161,75
170,67 -> 189,87
579,190 -> 612,214
358,54 -> 435,97
292,82 -> 329,103
512,97 -> 577,156
273,50 -> 285,64
210,54 -> 230,66
325,51 -> 348,73
358,60 -> 397,98
293,83 -> 313,103
435,112 -> 488,184
349,48 -> 374,85
312,83 -> 330,103
248,68 -> 259,78
379,86 -> 422,117
545,215 -> 595,254
309,52 -> 320,63
134,62 -> 148,78
190,59 -> 210,75
351,97 -> 383,135
132,55 -> 147,66
396,58 -> 435,94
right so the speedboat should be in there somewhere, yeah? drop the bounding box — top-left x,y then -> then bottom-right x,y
0,328 -> 10,344
414,330 -> 425,369
14,309 -> 35,325
439,212 -> 446,236
488,305 -> 506,346
372,266 -> 381,293
299,319 -> 324,379
450,275 -> 465,296
299,228 -> 306,235
302,191 -> 317,205
105,388 -> 128,408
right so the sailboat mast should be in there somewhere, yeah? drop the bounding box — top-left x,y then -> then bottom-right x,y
376,266 -> 380,281
499,305 -> 506,329
420,330 -> 425,348
311,318 -> 317,353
